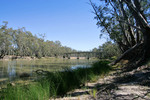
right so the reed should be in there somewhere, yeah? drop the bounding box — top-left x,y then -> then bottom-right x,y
2,60 -> 111,100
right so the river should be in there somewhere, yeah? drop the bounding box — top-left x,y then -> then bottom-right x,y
0,58 -> 98,85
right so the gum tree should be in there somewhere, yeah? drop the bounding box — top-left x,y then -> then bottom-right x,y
90,0 -> 150,68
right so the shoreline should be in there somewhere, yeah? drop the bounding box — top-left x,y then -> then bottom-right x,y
0,55 -> 99,61
1,55 -> 37,61
55,65 -> 150,100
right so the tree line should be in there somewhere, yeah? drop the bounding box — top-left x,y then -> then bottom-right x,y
92,41 -> 120,59
0,21 -> 76,58
90,0 -> 150,68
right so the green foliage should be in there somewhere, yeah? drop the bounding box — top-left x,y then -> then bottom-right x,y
2,61 -> 112,99
93,41 -> 120,59
40,60 -> 111,96
89,89 -> 97,99
2,81 -> 50,100
111,56 -> 117,60
90,0 -> 150,54
0,22 -> 75,58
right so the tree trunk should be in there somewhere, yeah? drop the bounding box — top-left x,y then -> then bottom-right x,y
137,27 -> 150,66
0,50 -> 5,59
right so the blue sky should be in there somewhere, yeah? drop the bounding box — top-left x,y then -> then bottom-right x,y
0,0 -> 106,51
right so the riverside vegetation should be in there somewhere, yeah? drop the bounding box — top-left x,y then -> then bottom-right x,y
0,60 -> 112,100
1,0 -> 149,99
0,21 -> 76,59
0,20 -> 119,100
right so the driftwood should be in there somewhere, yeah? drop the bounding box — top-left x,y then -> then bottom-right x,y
35,69 -> 50,75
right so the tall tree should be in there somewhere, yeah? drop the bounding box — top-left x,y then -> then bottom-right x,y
0,22 -> 76,58
90,0 -> 150,68
0,21 -> 13,58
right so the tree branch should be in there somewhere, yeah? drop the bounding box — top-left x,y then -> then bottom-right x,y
118,19 -> 142,31
111,43 -> 144,65
124,0 -> 149,28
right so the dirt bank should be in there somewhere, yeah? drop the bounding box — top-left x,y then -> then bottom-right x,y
54,65 -> 150,100
1,55 -> 37,60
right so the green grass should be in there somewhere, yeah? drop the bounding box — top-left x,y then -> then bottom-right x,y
1,60 -> 112,100
1,81 -> 50,100
89,88 -> 97,99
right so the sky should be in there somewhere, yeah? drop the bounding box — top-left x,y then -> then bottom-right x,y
0,0 -> 106,51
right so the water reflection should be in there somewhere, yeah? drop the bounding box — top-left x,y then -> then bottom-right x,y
71,65 -> 91,70
0,58 -> 98,83
7,60 -> 17,80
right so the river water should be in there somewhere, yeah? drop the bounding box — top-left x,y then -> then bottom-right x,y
0,58 -> 98,85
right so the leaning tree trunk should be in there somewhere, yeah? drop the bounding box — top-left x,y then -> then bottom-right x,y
112,26 -> 150,70
90,0 -> 150,69
137,27 -> 150,66
111,0 -> 150,69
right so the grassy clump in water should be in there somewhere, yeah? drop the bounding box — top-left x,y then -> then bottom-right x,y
2,60 -> 112,99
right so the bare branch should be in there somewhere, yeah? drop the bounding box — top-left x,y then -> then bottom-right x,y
118,19 -> 142,31
89,0 -> 112,35
124,0 -> 149,28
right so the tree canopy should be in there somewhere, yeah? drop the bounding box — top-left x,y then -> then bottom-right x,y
0,22 -> 76,58
92,41 -> 120,59
90,0 -> 150,68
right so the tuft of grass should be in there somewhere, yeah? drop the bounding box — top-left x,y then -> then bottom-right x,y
2,60 -> 112,99
3,80 -> 50,100
89,89 -> 97,99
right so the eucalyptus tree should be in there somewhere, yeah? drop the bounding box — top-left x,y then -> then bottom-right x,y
90,0 -> 150,67
100,41 -> 120,58
92,41 -> 120,58
0,21 -> 13,58
31,35 -> 40,57
0,22 -> 76,58
15,28 -> 30,56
